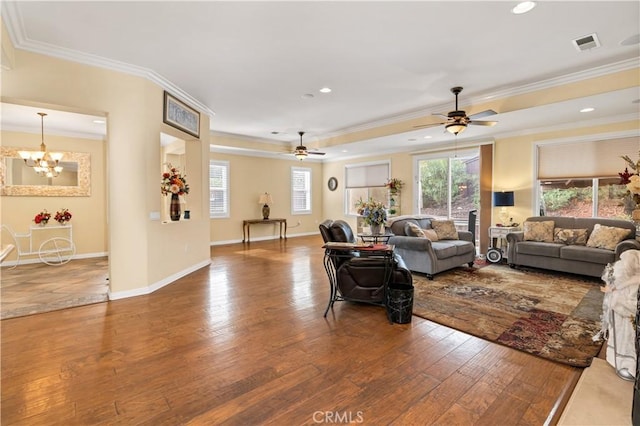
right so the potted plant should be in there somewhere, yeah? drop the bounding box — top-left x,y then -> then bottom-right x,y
356,198 -> 388,235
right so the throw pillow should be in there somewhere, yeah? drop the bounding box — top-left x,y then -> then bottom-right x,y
586,224 -> 630,250
553,228 -> 588,245
523,220 -> 554,242
431,220 -> 458,240
422,228 -> 439,241
405,222 -> 425,238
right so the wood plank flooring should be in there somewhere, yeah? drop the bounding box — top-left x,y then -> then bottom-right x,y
1,235 -> 581,425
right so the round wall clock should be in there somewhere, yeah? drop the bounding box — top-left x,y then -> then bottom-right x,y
327,177 -> 338,191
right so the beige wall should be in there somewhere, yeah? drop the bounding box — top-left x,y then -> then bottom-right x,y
210,148 -> 324,242
1,131 -> 107,259
2,48 -> 211,296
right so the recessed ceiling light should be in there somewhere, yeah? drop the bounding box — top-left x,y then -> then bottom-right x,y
93,119 -> 105,124
512,1 -> 536,15
580,107 -> 595,113
408,138 -> 417,142
423,135 -> 432,139
319,87 -> 332,93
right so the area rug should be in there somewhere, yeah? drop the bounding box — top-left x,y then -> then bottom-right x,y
412,265 -> 605,367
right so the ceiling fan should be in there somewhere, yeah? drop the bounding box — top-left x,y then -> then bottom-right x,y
414,87 -> 498,135
292,131 -> 325,160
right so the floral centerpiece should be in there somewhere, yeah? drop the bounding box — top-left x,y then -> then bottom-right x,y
161,164 -> 190,196
385,178 -> 404,193
54,208 -> 72,225
34,210 -> 51,225
356,197 -> 388,234
619,151 -> 640,219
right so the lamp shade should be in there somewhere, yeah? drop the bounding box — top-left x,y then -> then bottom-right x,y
259,192 -> 273,205
493,191 -> 514,207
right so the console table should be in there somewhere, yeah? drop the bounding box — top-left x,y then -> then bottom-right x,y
242,218 -> 287,243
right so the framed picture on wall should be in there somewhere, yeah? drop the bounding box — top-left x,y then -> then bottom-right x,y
163,91 -> 200,138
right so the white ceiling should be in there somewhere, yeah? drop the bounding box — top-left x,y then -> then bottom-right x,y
2,1 -> 639,160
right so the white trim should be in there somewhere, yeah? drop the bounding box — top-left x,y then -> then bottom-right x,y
2,2 -> 214,120
209,231 -> 318,246
108,259 -> 211,300
1,251 -> 108,267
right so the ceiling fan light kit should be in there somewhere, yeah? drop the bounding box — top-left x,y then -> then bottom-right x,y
414,86 -> 498,136
293,131 -> 325,160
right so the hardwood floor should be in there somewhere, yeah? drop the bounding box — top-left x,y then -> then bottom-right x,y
1,235 -> 581,425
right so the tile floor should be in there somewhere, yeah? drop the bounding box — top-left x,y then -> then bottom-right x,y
1,256 -> 109,320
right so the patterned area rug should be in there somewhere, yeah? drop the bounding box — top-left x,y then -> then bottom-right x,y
412,265 -> 605,367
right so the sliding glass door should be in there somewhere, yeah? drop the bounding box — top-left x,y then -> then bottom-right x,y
416,149 -> 480,226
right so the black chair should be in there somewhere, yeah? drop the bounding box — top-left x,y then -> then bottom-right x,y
319,220 -> 412,313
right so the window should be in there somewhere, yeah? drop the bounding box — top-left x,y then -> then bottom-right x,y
416,150 -> 480,223
345,161 -> 390,215
536,136 -> 638,219
210,161 -> 229,218
291,167 -> 311,214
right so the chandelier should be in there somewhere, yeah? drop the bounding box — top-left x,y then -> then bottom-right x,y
18,112 -> 64,178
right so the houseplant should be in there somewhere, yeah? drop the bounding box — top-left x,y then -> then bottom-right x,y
161,164 -> 190,221
619,152 -> 640,220
385,178 -> 403,194
356,197 -> 388,234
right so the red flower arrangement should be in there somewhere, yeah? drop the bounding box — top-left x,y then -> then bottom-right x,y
34,210 -> 51,225
161,164 -> 190,196
54,208 -> 72,224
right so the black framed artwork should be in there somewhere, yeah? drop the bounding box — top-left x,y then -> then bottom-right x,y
163,91 -> 200,138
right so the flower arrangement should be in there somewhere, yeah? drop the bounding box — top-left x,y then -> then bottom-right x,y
385,178 -> 404,193
34,210 -> 51,225
161,164 -> 189,196
356,197 -> 388,226
619,151 -> 640,212
54,208 -> 72,224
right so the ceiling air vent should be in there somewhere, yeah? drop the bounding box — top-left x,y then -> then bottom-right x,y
572,33 -> 601,52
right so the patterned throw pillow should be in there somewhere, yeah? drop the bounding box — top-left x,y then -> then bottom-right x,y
422,229 -> 439,241
431,220 -> 458,240
553,228 -> 589,245
523,220 -> 555,242
405,222 -> 425,237
586,224 -> 630,250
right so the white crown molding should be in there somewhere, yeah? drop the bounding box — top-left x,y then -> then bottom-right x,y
2,2 -> 215,118
1,123 -> 105,141
319,57 -> 640,141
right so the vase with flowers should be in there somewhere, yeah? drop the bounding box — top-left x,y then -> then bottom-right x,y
34,210 -> 51,226
619,151 -> 640,221
356,197 -> 388,235
54,208 -> 72,225
161,164 -> 190,221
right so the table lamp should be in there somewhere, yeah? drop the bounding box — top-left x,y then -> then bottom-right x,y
493,191 -> 514,226
259,192 -> 273,220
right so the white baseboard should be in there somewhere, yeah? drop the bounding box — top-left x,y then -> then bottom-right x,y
210,231 -> 319,246
1,251 -> 108,267
108,259 -> 211,300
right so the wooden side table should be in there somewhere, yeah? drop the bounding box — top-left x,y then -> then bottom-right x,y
242,218 -> 287,243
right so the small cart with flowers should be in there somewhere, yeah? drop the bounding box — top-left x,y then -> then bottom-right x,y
1,209 -> 76,267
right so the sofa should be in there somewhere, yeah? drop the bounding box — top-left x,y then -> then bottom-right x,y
387,216 -> 475,279
506,216 -> 640,277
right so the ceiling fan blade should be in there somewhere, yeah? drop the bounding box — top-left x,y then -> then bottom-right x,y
468,120 -> 498,127
469,109 -> 498,120
413,122 -> 446,129
308,151 -> 326,155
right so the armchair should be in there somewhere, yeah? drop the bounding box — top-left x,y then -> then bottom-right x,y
319,220 -> 412,315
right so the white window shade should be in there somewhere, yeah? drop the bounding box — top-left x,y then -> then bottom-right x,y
210,161 -> 229,218
538,137 -> 639,179
345,162 -> 389,188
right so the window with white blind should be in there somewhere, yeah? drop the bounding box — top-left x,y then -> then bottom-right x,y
210,161 -> 229,218
291,167 -> 311,215
536,136 -> 639,218
345,161 -> 390,215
